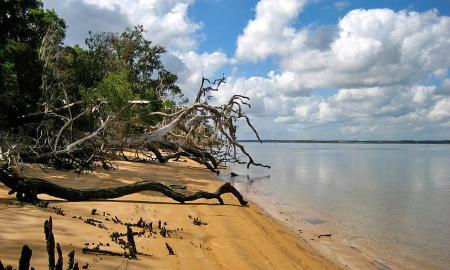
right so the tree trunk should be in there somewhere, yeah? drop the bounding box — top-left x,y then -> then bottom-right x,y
0,171 -> 248,206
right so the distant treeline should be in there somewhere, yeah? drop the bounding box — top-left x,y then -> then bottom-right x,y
239,140 -> 450,144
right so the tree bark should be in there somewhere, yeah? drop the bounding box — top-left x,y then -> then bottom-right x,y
18,245 -> 32,270
0,171 -> 248,206
126,226 -> 137,258
44,217 -> 56,270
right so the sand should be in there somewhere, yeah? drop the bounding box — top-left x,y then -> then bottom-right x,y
0,159 -> 343,269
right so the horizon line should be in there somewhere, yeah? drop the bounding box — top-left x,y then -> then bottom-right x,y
238,139 -> 450,144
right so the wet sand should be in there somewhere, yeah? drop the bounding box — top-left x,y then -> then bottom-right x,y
0,160 -> 342,269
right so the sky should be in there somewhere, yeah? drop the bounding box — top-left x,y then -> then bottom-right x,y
42,0 -> 450,140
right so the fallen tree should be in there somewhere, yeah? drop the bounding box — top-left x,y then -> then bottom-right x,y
0,25 -> 268,207
0,167 -> 248,206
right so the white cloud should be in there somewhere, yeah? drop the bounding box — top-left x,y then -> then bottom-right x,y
173,51 -> 229,99
237,6 -> 450,90
231,5 -> 450,139
282,9 -> 450,90
429,97 -> 450,120
235,0 -> 308,61
79,0 -> 201,51
215,72 -> 450,139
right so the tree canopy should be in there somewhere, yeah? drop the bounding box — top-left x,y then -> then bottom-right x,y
0,0 -> 65,127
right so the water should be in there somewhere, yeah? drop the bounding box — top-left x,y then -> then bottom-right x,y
223,143 -> 450,269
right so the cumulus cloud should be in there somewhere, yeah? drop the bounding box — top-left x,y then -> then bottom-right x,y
237,6 -> 450,89
235,0 -> 308,61
43,0 -> 132,46
77,0 -> 201,51
167,51 -> 229,99
231,4 -> 450,139
218,77 -> 450,139
281,9 -> 450,90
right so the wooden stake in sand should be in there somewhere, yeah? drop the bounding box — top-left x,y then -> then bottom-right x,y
0,217 -> 79,270
165,243 -> 175,255
127,226 -> 137,259
44,217 -> 56,270
67,251 -> 75,270
55,243 -> 63,270
18,245 -> 32,270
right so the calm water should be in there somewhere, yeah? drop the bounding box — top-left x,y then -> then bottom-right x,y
224,143 -> 450,269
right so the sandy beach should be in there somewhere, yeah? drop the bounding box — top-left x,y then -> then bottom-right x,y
0,159 -> 343,269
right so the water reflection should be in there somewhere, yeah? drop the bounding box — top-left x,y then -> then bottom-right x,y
225,143 -> 450,269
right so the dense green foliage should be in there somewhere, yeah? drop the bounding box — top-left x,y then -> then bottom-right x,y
0,1 -> 182,130
1,0 -> 65,126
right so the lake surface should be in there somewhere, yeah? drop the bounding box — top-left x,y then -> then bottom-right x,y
222,143 -> 450,269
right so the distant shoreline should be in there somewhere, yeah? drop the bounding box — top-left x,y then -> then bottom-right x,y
239,139 -> 450,144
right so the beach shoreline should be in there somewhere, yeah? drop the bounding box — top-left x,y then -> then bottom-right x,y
235,183 -> 386,270
1,159 -> 342,269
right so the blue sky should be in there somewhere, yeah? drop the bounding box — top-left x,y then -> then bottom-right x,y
43,0 -> 450,140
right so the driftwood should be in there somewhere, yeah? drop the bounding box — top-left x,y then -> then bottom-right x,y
83,225 -> 140,259
56,243 -> 63,270
18,245 -> 32,270
165,243 -> 175,255
44,217 -> 56,269
81,248 -> 124,258
0,218 -> 79,270
126,226 -> 137,258
0,169 -> 248,206
67,251 -> 75,270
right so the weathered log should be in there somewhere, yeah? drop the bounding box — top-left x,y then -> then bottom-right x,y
0,170 -> 248,205
67,251 -> 75,270
44,217 -> 56,270
56,243 -> 63,270
126,226 -> 137,259
317,233 -> 332,238
81,248 -> 124,257
18,245 -> 32,270
0,220 -> 82,270
165,243 -> 175,255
